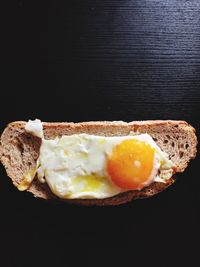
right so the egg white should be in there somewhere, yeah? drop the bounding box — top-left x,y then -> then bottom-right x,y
36,133 -> 174,199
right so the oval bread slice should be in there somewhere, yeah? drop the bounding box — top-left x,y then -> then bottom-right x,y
0,120 -> 197,206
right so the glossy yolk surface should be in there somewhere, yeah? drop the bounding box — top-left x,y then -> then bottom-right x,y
107,140 -> 155,190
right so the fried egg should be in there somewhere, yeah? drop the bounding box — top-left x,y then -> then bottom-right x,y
35,133 -> 174,199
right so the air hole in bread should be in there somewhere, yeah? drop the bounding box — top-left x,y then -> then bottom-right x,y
164,140 -> 168,144
153,138 -> 157,142
17,143 -> 24,156
185,144 -> 189,149
178,143 -> 184,149
32,152 -> 39,160
179,151 -> 184,158
171,142 -> 175,147
166,135 -> 170,139
27,161 -> 32,166
4,154 -> 11,161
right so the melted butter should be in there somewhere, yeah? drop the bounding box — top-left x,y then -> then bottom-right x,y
73,175 -> 105,192
17,168 -> 37,191
60,174 -> 119,199
64,150 -> 68,156
98,139 -> 106,145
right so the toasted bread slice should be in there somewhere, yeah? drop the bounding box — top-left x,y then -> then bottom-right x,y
0,120 -> 197,205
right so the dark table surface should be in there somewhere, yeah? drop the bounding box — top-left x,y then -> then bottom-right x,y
1,1 -> 200,266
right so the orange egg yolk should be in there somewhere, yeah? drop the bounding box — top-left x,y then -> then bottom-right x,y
107,139 -> 155,190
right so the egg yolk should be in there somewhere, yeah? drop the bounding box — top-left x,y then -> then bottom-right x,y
107,140 -> 155,190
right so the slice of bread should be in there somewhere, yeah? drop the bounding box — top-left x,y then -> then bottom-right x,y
0,120 -> 197,205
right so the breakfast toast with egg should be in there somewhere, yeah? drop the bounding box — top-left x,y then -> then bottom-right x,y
0,120 -> 197,205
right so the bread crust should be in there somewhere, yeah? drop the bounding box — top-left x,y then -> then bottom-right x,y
0,120 -> 197,205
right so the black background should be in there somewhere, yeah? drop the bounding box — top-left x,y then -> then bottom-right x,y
1,1 -> 200,266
